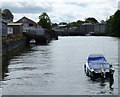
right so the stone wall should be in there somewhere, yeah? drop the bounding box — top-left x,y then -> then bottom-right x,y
2,38 -> 26,55
2,38 -> 26,68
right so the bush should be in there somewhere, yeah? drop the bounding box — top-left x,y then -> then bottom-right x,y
7,34 -> 23,39
2,34 -> 24,46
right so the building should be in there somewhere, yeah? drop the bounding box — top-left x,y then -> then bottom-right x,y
79,23 -> 94,34
7,23 -> 23,35
52,25 -> 70,35
0,21 -> 8,38
7,26 -> 13,34
94,23 -> 108,34
16,16 -> 40,32
16,16 -> 46,36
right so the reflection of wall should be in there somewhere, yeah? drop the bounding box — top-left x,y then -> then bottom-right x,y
2,39 -> 26,70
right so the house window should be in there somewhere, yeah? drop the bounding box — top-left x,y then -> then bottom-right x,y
29,24 -> 33,27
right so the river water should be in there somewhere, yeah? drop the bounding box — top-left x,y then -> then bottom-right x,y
1,36 -> 119,95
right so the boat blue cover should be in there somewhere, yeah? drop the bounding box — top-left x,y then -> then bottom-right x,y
88,54 -> 110,70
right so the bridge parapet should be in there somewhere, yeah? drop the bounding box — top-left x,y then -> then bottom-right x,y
23,27 -> 45,36
23,28 -> 52,45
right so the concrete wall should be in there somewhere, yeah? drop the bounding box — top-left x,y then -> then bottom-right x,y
2,38 -> 26,75
2,38 -> 26,55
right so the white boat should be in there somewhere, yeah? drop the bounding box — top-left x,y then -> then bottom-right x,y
84,54 -> 114,79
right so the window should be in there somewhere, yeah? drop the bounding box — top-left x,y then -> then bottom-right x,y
29,24 -> 33,27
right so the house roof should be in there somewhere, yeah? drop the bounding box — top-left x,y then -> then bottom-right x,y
16,16 -> 37,24
7,23 -> 23,26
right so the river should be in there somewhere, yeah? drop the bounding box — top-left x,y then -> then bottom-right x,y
1,36 -> 119,95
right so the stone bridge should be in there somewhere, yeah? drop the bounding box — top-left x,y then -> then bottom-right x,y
23,29 -> 58,45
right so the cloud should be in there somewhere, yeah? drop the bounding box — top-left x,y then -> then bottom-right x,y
65,2 -> 88,7
2,2 -> 53,13
119,1 -> 120,10
1,0 -> 120,23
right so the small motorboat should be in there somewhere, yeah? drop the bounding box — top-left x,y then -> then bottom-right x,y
84,54 -> 114,79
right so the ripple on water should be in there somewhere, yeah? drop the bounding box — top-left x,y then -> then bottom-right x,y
8,66 -> 36,72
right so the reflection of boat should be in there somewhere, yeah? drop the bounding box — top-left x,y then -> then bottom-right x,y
86,32 -> 94,36
84,54 -> 114,79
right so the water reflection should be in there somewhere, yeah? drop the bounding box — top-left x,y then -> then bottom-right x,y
93,77 -> 114,90
2,46 -> 32,80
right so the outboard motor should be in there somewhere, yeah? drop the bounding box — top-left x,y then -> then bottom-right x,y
109,64 -> 115,79
109,64 -> 115,89
101,69 -> 106,78
90,69 -> 95,79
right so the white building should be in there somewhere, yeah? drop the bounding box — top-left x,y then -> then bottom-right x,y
79,23 -> 94,34
94,23 -> 108,34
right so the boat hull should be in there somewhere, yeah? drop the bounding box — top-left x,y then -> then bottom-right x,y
84,61 -> 113,79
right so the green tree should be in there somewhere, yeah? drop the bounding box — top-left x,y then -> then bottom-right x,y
38,12 -> 52,29
67,22 -> 79,27
85,17 -> 98,24
0,8 -> 2,19
59,22 -> 67,25
52,23 -> 58,27
76,20 -> 84,25
0,8 -> 2,13
107,10 -> 120,37
100,20 -> 105,23
2,9 -> 14,21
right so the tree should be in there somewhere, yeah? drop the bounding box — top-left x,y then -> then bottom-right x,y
107,10 -> 120,37
2,9 -> 14,21
67,21 -> 79,27
52,23 -> 58,27
59,22 -> 67,25
76,20 -> 84,25
0,8 -> 2,13
100,20 -> 105,23
85,17 -> 98,24
0,8 -> 2,19
38,12 -> 52,29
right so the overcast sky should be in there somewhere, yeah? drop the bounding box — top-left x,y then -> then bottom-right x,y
1,0 -> 120,23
